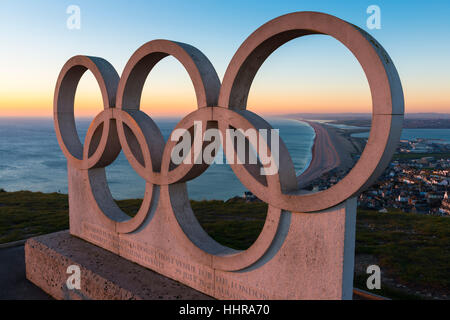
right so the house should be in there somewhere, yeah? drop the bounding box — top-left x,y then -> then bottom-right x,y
397,193 -> 409,203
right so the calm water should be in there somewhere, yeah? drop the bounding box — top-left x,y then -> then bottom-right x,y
0,117 -> 314,200
352,128 -> 450,143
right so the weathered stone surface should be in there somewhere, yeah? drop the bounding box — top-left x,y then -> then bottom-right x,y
64,196 -> 356,299
25,231 -> 211,300
40,11 -> 404,300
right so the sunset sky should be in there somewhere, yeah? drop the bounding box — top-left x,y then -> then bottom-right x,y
0,0 -> 449,118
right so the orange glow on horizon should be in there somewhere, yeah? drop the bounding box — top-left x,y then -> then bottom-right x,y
1,64 -> 449,117
1,92 -> 450,117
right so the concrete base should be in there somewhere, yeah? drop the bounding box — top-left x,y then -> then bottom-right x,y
25,231 -> 211,300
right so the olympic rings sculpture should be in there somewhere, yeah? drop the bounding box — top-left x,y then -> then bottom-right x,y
54,12 -> 403,241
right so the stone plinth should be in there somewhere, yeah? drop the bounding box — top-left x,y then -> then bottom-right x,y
25,231 -> 211,300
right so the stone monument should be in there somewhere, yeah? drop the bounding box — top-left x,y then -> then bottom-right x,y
26,11 -> 403,300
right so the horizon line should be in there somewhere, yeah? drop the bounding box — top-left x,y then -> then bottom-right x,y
1,111 -> 450,119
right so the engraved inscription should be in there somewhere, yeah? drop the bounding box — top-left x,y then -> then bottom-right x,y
119,239 -> 215,294
215,274 -> 270,300
81,222 -> 272,299
119,237 -> 163,269
81,222 -> 119,252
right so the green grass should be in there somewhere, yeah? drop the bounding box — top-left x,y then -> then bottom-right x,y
111,198 -> 268,249
0,190 -> 69,243
190,200 -> 268,250
353,274 -> 422,300
1,190 -> 449,299
356,209 -> 450,292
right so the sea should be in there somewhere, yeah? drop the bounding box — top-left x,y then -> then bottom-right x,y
1,118 -> 449,201
0,117 -> 315,200
352,129 -> 450,144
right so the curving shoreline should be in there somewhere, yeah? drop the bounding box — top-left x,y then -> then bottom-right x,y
296,121 -> 340,188
288,119 -> 367,189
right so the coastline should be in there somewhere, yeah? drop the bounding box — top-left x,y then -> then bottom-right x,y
296,121 -> 340,188
287,118 -> 368,188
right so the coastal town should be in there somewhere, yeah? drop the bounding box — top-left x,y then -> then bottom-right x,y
357,139 -> 450,216
298,136 -> 450,216
241,124 -> 450,217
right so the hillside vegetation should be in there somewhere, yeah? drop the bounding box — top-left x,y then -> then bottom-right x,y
0,190 -> 449,299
